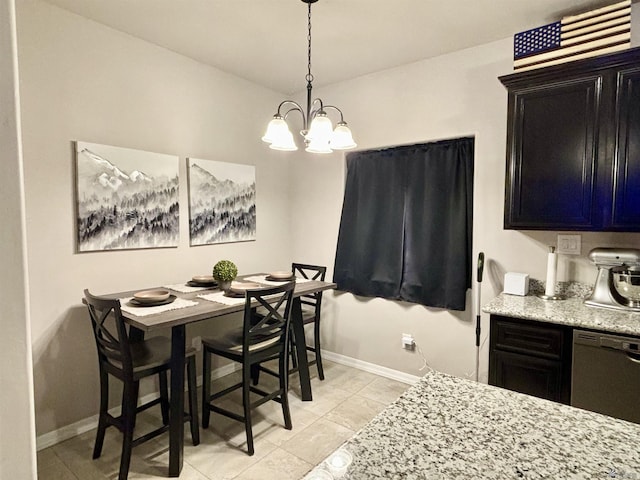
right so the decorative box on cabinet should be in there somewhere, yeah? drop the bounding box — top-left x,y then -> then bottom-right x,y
499,47 -> 640,231
488,315 -> 572,404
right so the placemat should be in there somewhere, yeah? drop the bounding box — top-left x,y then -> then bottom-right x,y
120,297 -> 199,317
198,291 -> 283,306
198,291 -> 246,306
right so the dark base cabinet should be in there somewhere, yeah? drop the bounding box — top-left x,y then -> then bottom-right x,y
489,315 -> 572,404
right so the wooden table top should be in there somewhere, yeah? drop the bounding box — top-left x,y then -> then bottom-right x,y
98,275 -> 336,332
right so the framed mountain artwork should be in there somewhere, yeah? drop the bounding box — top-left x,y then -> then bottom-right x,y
75,141 -> 179,252
187,158 -> 256,245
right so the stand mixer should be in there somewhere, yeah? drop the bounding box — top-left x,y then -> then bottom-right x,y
584,248 -> 640,311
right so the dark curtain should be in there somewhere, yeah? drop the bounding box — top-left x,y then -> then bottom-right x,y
333,137 -> 474,311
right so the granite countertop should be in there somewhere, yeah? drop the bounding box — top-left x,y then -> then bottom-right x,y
483,292 -> 640,337
307,370 -> 640,479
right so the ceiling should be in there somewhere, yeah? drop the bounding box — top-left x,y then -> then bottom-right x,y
42,0 -> 616,94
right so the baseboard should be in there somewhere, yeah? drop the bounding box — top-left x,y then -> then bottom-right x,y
321,351 -> 421,385
37,352 -> 418,451
35,362 -> 238,451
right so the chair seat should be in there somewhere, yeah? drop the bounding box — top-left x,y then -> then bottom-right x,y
300,306 -> 316,324
202,328 -> 279,353
108,336 -> 196,374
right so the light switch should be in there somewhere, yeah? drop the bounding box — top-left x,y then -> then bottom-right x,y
557,234 -> 581,255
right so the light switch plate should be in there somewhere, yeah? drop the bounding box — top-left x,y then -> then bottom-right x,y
557,234 -> 581,255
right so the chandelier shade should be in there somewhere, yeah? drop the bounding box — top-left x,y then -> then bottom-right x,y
331,122 -> 357,150
262,0 -> 356,154
262,115 -> 298,151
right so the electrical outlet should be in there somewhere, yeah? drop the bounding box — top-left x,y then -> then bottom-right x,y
557,234 -> 581,255
191,336 -> 202,352
402,333 -> 415,351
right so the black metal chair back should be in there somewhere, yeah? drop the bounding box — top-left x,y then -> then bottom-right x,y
292,262 -> 326,317
291,263 -> 327,379
242,282 -> 295,358
85,290 -> 134,379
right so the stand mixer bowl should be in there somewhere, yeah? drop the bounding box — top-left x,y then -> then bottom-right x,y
612,266 -> 640,307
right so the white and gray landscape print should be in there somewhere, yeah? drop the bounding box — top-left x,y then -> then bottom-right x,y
188,158 -> 256,245
76,141 -> 179,252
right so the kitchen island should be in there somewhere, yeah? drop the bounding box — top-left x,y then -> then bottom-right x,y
307,370 -> 640,479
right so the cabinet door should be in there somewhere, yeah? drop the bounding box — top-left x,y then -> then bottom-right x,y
489,350 -> 566,403
504,76 -> 603,229
610,67 -> 640,229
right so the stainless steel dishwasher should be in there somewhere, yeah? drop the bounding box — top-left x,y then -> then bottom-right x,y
572,329 -> 640,424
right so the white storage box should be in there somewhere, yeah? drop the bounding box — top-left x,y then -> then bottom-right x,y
504,272 -> 530,296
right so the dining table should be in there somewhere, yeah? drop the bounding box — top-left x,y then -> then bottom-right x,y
100,273 -> 337,477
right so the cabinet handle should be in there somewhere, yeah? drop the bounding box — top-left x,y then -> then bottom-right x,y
626,353 -> 640,364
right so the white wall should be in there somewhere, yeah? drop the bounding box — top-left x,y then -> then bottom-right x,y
16,0 -> 296,438
290,38 -> 640,382
0,0 -> 37,477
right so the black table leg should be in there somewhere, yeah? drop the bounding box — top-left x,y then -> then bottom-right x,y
128,326 -> 145,342
291,297 -> 312,401
168,325 -> 185,477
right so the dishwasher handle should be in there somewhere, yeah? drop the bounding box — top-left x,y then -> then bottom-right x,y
574,330 -> 640,354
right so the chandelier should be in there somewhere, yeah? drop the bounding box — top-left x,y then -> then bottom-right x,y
261,0 -> 356,154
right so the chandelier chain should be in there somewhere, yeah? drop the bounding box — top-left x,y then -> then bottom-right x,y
306,1 -> 313,83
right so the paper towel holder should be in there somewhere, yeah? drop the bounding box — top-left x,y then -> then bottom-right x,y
538,246 -> 566,301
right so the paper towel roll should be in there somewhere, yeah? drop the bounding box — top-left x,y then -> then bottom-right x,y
545,246 -> 557,297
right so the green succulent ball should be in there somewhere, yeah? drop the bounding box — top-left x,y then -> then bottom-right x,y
212,260 -> 238,282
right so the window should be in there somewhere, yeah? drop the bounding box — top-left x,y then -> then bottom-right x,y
333,137 -> 474,311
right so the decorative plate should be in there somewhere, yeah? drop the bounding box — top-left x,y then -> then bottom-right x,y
129,294 -> 176,307
269,271 -> 294,279
191,275 -> 217,286
133,289 -> 170,304
229,281 -> 262,294
223,290 -> 245,298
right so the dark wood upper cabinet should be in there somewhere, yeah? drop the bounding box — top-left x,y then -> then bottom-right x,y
612,66 -> 640,228
500,47 -> 640,231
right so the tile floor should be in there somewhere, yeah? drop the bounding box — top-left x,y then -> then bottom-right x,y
37,360 -> 410,480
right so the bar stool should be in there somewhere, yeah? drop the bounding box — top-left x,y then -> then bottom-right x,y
201,282 -> 295,455
291,263 -> 327,380
84,289 -> 199,480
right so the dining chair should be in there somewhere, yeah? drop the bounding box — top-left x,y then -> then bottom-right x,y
291,263 -> 327,380
201,281 -> 295,455
84,289 -> 199,480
